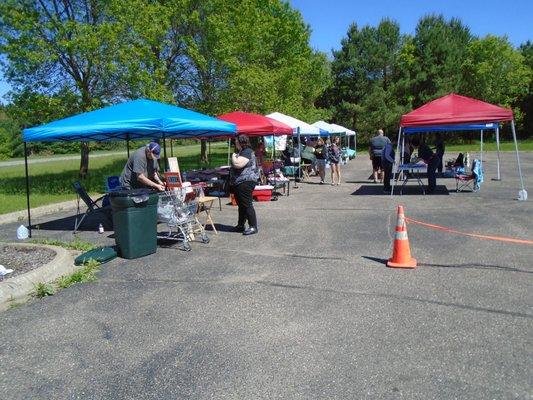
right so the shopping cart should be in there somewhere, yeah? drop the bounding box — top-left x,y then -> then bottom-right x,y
157,186 -> 210,251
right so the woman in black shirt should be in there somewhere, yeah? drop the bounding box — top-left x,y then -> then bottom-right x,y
230,135 -> 259,235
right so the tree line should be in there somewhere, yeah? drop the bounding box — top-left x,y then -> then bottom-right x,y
0,1 -> 531,173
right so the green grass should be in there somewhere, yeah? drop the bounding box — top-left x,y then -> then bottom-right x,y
444,140 -> 533,152
56,258 -> 101,289
34,282 -> 56,298
31,237 -> 97,251
33,258 -> 101,299
0,141 -> 230,214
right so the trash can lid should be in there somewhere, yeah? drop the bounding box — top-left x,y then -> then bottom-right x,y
108,188 -> 156,197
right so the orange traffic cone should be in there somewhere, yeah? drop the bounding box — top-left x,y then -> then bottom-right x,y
387,205 -> 417,269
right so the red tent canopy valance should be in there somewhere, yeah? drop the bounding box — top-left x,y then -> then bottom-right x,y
218,111 -> 293,136
400,93 -> 513,127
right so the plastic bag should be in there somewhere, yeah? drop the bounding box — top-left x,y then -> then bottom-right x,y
16,225 -> 29,240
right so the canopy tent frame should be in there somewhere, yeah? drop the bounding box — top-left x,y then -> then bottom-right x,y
390,93 -> 525,199
21,99 -> 236,237
391,121 -> 525,199
266,112 -> 324,188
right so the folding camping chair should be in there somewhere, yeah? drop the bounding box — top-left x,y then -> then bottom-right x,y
72,181 -> 111,233
455,159 -> 482,192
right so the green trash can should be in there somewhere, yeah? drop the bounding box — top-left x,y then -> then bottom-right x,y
109,189 -> 159,259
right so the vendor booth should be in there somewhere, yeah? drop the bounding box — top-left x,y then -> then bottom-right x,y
217,111 -> 293,197
22,99 -> 237,237
312,121 -> 357,161
265,112 -> 325,185
392,93 -> 527,200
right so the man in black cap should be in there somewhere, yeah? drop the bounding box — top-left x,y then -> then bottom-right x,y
120,142 -> 165,191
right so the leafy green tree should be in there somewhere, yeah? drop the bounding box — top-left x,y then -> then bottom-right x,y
410,15 -> 472,106
461,35 -> 531,111
518,41 -> 533,136
0,0 -> 122,177
321,18 -> 406,140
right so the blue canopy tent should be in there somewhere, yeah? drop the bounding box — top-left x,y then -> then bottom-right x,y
21,99 -> 237,236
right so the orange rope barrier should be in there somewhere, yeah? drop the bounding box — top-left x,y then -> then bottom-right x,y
405,217 -> 533,246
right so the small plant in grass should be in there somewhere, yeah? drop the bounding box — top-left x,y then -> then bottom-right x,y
56,258 -> 101,289
34,282 -> 56,298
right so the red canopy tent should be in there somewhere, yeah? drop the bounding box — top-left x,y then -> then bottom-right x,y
393,94 -> 526,200
218,111 -> 293,136
218,111 -> 293,165
400,93 -> 513,127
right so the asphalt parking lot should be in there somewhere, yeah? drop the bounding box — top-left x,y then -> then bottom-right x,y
0,151 -> 532,399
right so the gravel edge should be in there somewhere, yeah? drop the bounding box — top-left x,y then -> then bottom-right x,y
0,243 -> 77,311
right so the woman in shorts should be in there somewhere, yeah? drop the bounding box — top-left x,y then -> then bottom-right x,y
328,136 -> 341,186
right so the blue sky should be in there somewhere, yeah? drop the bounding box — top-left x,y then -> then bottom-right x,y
1,0 -> 531,101
289,0 -> 532,53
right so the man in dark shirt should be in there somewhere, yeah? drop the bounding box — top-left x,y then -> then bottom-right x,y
411,137 -> 438,193
369,129 -> 390,183
120,142 -> 165,191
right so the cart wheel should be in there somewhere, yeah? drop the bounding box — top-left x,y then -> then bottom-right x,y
181,243 -> 192,252
201,234 -> 210,244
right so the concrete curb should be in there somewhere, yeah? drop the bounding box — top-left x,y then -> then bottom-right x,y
0,200 -> 78,226
0,243 -> 78,311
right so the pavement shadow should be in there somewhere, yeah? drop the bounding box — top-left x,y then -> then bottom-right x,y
361,256 -> 388,266
32,211 -> 113,232
420,262 -> 533,274
345,180 -> 376,184
351,184 -> 450,196
210,223 -> 238,233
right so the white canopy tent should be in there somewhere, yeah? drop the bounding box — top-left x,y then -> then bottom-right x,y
267,112 -> 322,185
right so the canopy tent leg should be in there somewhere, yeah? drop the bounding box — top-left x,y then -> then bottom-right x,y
292,133 -> 298,189
480,129 -> 483,169
126,135 -> 130,158
390,127 -> 402,197
24,142 -> 32,238
162,134 -> 168,171
208,139 -> 211,163
227,138 -> 231,165
511,120 -> 527,200
495,126 -> 501,180
297,127 -> 302,185
171,139 -> 174,157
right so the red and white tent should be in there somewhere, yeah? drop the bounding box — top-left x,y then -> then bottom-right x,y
218,111 -> 293,136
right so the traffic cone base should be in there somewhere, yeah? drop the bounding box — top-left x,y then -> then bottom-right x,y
387,257 -> 417,269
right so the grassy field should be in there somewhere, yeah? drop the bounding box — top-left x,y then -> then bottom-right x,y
444,139 -> 533,152
0,142 -> 229,214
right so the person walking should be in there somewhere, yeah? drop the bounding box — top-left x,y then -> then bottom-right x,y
119,142 -> 165,191
369,129 -> 390,183
382,138 -> 396,193
314,137 -> 327,184
328,136 -> 341,185
230,134 -> 260,235
411,137 -> 438,193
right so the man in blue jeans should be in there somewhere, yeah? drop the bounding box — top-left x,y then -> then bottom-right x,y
411,137 -> 438,193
